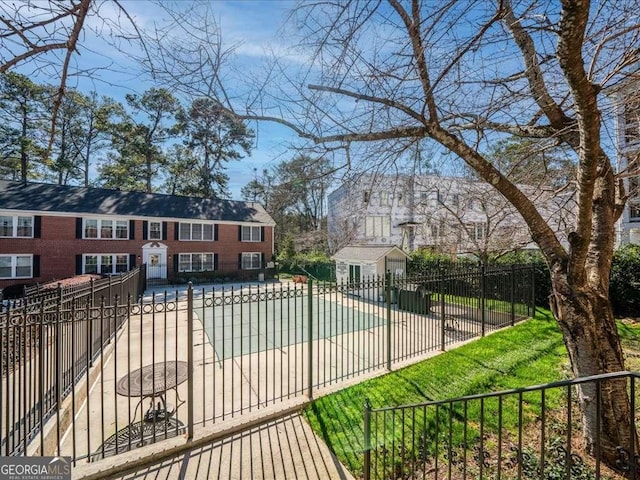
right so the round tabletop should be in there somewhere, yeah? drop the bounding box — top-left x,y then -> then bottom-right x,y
116,361 -> 189,397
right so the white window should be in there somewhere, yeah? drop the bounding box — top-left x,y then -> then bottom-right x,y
83,254 -> 129,274
241,226 -> 262,242
0,254 -> 33,279
624,99 -> 640,144
178,253 -> 215,272
242,252 -> 262,270
84,218 -> 128,239
0,215 -> 33,238
364,216 -> 391,237
469,222 -> 487,241
430,221 -> 446,238
148,221 -> 162,240
379,191 -> 389,206
178,222 -> 214,241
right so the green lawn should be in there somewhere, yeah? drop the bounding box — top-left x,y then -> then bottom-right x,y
303,309 -> 640,476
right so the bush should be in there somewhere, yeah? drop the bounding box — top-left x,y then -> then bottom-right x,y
493,251 -> 551,309
611,244 -> 640,317
277,250 -> 335,281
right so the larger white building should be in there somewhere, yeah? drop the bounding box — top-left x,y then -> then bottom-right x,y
609,79 -> 640,246
327,173 -> 573,258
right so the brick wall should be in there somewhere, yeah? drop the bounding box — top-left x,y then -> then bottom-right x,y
0,215 -> 274,289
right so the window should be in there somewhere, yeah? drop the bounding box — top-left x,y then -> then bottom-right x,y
468,222 -> 487,241
363,191 -> 370,204
241,225 -> 262,242
100,220 -> 113,239
178,222 -> 214,241
148,221 -> 162,240
379,191 -> 389,206
624,99 -> 640,144
0,215 -> 33,237
0,255 -> 33,279
242,252 -> 262,270
178,253 -> 215,272
115,221 -> 128,239
430,220 -> 446,238
83,254 -> 129,275
84,218 -> 128,239
364,216 -> 391,237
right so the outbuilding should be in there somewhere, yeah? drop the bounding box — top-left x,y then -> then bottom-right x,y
332,245 -> 409,284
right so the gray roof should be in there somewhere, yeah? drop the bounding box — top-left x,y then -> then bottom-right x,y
0,180 -> 275,224
332,245 -> 408,262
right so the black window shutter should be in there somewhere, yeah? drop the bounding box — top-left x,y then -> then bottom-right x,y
33,255 -> 40,277
76,218 -> 83,239
214,224 -> 219,241
261,252 -> 265,268
162,222 -> 168,240
238,225 -> 242,241
129,254 -> 136,268
129,220 -> 135,239
261,226 -> 265,242
173,255 -> 179,272
174,222 -> 179,240
142,221 -> 148,240
214,253 -> 218,271
238,253 -> 242,270
75,255 -> 83,275
34,216 -> 42,238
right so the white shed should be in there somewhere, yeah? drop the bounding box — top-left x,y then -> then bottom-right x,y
332,245 -> 409,284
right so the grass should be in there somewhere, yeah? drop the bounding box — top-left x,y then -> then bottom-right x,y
303,309 -> 640,476
435,292 -> 529,315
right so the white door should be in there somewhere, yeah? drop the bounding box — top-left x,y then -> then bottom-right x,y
142,244 -> 167,280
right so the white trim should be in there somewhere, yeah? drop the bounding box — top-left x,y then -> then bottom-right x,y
0,213 -> 34,238
82,253 -> 129,275
0,254 -> 34,279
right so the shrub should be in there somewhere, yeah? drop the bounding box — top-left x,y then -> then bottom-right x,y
611,244 -> 640,317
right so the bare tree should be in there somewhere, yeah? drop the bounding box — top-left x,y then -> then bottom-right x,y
0,0 -> 148,156
273,0 -> 640,465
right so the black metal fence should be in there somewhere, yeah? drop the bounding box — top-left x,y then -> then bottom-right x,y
0,267 -> 145,458
1,264 -> 534,464
363,371 -> 639,480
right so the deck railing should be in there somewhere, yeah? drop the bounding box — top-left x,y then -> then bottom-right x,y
363,371 -> 640,480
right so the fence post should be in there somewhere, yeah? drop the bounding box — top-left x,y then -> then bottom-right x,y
307,277 -> 313,399
440,272 -> 446,351
187,282 -> 194,440
363,398 -> 372,480
385,271 -> 392,372
55,283 -> 63,455
480,263 -> 486,337
530,265 -> 536,316
510,264 -> 516,326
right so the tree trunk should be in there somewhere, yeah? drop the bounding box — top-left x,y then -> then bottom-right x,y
549,274 -> 635,467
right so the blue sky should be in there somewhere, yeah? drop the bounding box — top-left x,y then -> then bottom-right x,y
19,0 -> 300,198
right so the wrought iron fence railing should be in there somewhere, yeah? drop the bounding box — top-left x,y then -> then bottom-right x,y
1,264 -> 534,464
363,371 -> 640,480
0,267 -> 145,458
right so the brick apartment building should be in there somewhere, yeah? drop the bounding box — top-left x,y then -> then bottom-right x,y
0,180 -> 276,290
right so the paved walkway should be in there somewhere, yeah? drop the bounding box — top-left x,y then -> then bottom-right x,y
110,413 -> 354,480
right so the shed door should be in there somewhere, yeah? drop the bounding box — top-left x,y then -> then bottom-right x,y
386,257 -> 406,277
349,264 -> 361,284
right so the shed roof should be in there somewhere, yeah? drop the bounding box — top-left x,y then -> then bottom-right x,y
0,180 -> 275,224
332,245 -> 408,262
